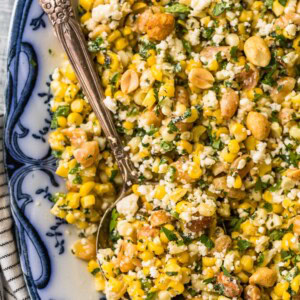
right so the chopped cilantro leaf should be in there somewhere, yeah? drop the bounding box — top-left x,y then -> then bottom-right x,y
199,234 -> 214,249
165,3 -> 190,14
237,239 -> 252,251
161,227 -> 178,241
213,2 -> 227,16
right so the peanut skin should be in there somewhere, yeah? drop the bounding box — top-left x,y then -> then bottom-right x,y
249,267 -> 277,287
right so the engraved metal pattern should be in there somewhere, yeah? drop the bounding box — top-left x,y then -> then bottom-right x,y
39,0 -> 74,25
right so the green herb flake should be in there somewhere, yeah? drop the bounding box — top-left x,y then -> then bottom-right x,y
221,265 -> 231,277
161,227 -> 178,241
88,37 -> 104,52
213,2 -> 227,16
199,234 -> 214,249
230,46 -> 238,61
237,239 -> 252,251
166,272 -> 178,276
263,202 -> 273,212
257,253 -> 264,265
109,208 -> 119,232
91,268 -> 100,276
165,3 -> 190,14
146,292 -> 157,300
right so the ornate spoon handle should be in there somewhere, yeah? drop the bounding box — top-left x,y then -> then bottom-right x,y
39,0 -> 136,184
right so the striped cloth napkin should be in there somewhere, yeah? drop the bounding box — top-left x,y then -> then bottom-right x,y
0,115 -> 30,300
0,1 -> 30,299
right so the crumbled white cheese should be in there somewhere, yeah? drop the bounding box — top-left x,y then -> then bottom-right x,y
116,193 -> 139,216
103,96 -> 117,113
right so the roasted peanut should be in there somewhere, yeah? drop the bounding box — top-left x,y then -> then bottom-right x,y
172,157 -> 196,183
74,141 -> 99,167
137,10 -> 153,33
212,162 -> 229,176
117,241 -> 140,273
89,24 -> 111,39
150,210 -> 171,227
286,169 -> 300,181
62,128 -> 87,148
187,213 -> 213,233
246,111 -> 270,140
200,46 -> 230,61
279,108 -> 294,125
244,36 -> 271,67
231,155 -> 254,178
275,12 -> 300,29
249,267 -> 277,287
141,109 -> 163,127
175,86 -> 190,106
137,226 -> 159,239
188,68 -> 215,89
144,13 -> 175,41
270,77 -> 296,103
72,236 -> 96,261
293,216 -> 300,234
214,235 -> 232,252
236,64 -> 259,90
121,70 -> 139,94
220,88 -> 239,119
213,176 -> 246,199
216,272 -> 243,297
244,285 -> 261,300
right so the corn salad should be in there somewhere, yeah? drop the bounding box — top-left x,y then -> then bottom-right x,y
48,0 -> 300,298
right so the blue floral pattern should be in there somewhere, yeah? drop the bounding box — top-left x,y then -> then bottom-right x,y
5,0 -> 104,299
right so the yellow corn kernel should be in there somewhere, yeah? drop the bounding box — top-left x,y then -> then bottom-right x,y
233,175 -> 242,189
159,82 -> 175,98
282,232 -> 297,251
87,259 -> 99,274
80,182 -> 96,197
291,275 -> 300,293
228,139 -> 240,154
142,88 -> 156,108
67,112 -> 83,126
79,0 -> 94,11
240,255 -> 253,272
237,56 -> 246,66
148,242 -> 164,255
252,1 -> 263,10
94,183 -> 113,195
80,12 -> 91,24
51,81 -> 68,98
115,37 -> 128,51
138,149 -> 150,159
140,251 -> 154,261
65,84 -> 80,102
283,28 -> 294,40
107,30 -> 121,43
188,163 -> 202,179
122,26 -> 132,36
239,10 -> 253,22
274,281 -> 289,297
273,204 -> 283,214
81,195 -> 96,208
175,201 -> 190,214
282,291 -> 291,300
221,149 -> 237,163
105,85 -> 112,97
231,123 -> 247,142
185,108 -> 199,123
203,267 -> 215,279
170,188 -> 188,202
123,121 -> 135,130
56,164 -> 68,177
192,125 -> 206,142
208,59 -> 219,71
132,2 -> 147,12
272,0 -> 285,16
177,251 -> 190,264
241,220 -> 257,236
63,63 -> 77,82
263,190 -> 273,203
293,36 -> 300,52
109,277 -> 124,293
151,65 -> 163,81
245,136 -> 256,151
168,281 -> 184,295
238,24 -> 245,35
202,257 -> 216,267
201,16 -> 211,26
71,99 -> 84,113
186,59 -> 202,72
177,140 -> 193,154
95,276 -> 105,291
66,213 -> 76,224
57,116 -> 67,128
57,210 -> 67,219
165,224 -> 175,231
155,185 -> 166,200
66,193 -> 81,209
216,127 -> 229,138
108,52 -> 119,72
102,262 -> 114,277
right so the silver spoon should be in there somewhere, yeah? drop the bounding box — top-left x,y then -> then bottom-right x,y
38,0 -> 138,250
